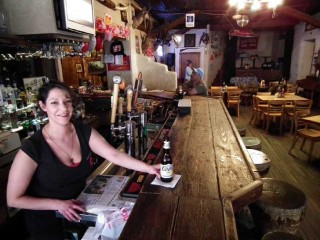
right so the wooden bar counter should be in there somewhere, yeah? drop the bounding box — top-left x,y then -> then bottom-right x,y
119,96 -> 262,240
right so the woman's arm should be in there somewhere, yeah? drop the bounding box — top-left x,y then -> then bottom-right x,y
7,150 -> 85,221
88,128 -> 160,177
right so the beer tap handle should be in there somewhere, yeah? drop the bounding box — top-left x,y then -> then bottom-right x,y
127,88 -> 133,113
118,97 -> 124,115
111,76 -> 121,125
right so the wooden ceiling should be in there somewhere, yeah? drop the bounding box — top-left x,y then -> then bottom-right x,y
134,0 -> 320,33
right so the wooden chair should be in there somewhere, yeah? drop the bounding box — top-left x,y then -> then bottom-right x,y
226,86 -> 239,91
227,90 -> 241,117
249,95 -> 268,127
289,121 -> 320,162
285,100 -> 313,134
286,83 -> 297,93
210,86 -> 223,99
257,92 -> 271,96
262,100 -> 286,135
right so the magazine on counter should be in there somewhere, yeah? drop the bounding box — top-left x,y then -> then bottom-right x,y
77,175 -> 130,214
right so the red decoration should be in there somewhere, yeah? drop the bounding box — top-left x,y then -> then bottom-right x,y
82,43 -> 89,53
239,37 -> 259,50
95,35 -> 104,51
107,56 -> 131,71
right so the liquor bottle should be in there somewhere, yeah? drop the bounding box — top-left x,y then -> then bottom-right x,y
160,137 -> 174,182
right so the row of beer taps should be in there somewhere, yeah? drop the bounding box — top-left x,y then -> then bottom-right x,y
110,72 -> 148,160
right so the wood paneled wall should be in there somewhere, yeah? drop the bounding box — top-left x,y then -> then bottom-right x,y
61,56 -> 106,88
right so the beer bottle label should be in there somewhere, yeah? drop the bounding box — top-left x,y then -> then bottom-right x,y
160,163 -> 173,178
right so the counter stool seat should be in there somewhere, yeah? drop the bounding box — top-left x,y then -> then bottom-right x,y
247,149 -> 271,176
262,231 -> 303,240
235,124 -> 246,137
250,178 -> 306,235
242,136 -> 261,150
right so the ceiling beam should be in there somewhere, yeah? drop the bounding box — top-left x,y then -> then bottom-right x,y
277,6 -> 320,28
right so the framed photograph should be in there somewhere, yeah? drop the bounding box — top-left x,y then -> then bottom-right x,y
184,34 -> 196,47
305,23 -> 317,32
76,63 -> 83,73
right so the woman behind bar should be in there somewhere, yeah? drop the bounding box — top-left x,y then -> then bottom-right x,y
6,81 -> 160,240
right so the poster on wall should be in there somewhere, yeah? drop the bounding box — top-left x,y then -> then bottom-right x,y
107,56 -> 131,71
239,37 -> 259,49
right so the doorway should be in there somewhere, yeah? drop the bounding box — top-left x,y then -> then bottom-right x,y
179,52 -> 200,81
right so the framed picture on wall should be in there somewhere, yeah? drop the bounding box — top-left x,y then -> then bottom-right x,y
184,34 -> 196,47
76,63 -> 83,73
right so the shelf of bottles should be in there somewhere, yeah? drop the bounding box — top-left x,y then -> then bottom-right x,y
0,78 -> 48,137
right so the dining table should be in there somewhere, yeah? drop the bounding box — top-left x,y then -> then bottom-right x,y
256,94 -> 309,103
302,115 -> 320,126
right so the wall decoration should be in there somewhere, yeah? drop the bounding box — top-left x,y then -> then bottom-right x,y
107,56 -> 131,71
135,35 -> 140,54
185,13 -> 195,28
184,34 -> 196,47
305,23 -> 317,32
239,37 -> 259,50
76,64 -> 83,73
119,4 -> 128,23
88,61 -> 105,75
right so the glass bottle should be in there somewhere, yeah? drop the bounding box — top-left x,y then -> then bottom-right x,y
0,8 -> 8,33
160,137 -> 174,182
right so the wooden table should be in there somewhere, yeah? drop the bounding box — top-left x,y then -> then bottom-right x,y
256,94 -> 309,103
120,96 -> 262,240
302,115 -> 320,126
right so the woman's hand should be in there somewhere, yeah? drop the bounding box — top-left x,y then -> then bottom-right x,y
56,199 -> 86,222
148,163 -> 161,178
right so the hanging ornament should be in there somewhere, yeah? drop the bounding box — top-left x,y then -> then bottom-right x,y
82,42 -> 89,53
96,35 -> 104,51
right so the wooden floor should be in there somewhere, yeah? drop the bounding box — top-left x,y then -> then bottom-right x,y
231,104 -> 320,240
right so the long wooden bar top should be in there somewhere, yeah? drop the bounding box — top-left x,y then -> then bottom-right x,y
120,96 -> 262,240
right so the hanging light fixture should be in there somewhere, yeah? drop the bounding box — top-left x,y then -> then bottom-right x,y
233,14 -> 249,27
172,34 -> 183,47
229,0 -> 283,12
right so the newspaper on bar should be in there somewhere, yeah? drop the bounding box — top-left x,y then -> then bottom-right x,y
77,175 -> 130,214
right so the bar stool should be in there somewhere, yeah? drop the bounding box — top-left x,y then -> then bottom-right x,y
262,231 -> 303,240
250,178 -> 306,236
235,124 -> 246,137
247,149 -> 271,176
242,136 -> 261,150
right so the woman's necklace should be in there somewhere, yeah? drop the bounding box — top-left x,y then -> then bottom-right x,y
44,126 -> 74,162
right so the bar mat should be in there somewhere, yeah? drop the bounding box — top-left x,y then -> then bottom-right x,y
120,110 -> 178,198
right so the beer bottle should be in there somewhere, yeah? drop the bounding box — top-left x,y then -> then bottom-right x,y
160,137 -> 174,182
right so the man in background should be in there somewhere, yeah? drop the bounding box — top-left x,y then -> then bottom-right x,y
184,60 -> 193,82
183,68 -> 208,96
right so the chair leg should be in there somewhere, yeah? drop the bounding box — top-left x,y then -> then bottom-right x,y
300,137 -> 307,151
308,141 -> 315,162
289,117 -> 294,135
279,117 -> 283,135
289,134 -> 299,154
249,110 -> 255,125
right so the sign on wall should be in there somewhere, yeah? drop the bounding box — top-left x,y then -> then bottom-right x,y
185,13 -> 195,28
239,37 -> 259,50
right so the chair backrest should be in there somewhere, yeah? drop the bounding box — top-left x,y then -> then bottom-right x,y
267,100 -> 285,114
257,92 -> 271,96
294,100 -> 313,115
227,90 -> 241,101
286,83 -> 297,93
210,89 -> 223,98
211,86 -> 222,90
226,86 -> 239,90
268,81 -> 279,87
